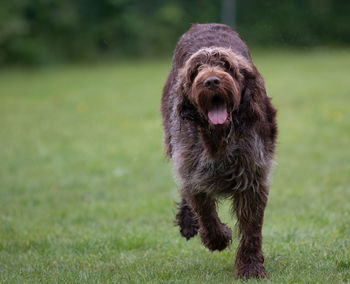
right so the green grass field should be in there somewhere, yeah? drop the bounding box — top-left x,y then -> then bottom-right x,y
1,50 -> 349,283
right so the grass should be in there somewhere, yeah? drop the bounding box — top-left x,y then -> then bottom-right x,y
0,49 -> 349,283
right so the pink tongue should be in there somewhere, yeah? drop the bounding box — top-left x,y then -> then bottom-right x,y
208,105 -> 228,125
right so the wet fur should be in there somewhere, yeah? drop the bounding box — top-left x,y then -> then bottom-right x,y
161,23 -> 277,279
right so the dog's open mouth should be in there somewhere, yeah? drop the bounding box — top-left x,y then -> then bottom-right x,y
207,96 -> 228,125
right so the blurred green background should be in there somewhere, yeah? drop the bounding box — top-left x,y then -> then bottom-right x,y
1,0 -> 350,65
1,1 -> 350,282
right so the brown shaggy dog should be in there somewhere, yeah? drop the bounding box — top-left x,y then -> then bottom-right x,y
161,23 -> 277,279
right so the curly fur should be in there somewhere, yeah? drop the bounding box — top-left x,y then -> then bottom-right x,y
161,23 -> 277,279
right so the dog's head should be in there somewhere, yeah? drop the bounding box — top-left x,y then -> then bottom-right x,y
178,47 -> 264,128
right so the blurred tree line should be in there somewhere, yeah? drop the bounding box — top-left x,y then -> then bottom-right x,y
1,0 -> 349,65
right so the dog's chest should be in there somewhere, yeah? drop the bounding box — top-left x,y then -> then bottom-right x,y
173,139 -> 268,194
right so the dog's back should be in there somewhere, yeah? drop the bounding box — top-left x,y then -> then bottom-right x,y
173,23 -> 252,70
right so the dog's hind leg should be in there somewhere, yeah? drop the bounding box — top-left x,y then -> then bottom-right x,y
175,198 -> 199,240
186,192 -> 232,251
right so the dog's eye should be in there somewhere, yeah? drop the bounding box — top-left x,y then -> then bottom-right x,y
190,70 -> 198,82
223,61 -> 232,72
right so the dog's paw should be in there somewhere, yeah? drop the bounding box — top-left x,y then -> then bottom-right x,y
180,223 -> 199,240
237,262 -> 266,279
177,212 -> 199,240
175,201 -> 199,240
200,223 -> 232,251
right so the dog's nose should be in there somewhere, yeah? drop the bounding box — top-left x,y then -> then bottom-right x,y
204,76 -> 221,88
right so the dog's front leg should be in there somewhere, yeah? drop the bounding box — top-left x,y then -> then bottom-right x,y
185,192 -> 232,251
233,187 -> 268,279
175,198 -> 199,240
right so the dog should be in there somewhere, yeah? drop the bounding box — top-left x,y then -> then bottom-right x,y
161,23 -> 277,279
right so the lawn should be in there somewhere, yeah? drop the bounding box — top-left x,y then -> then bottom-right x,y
0,50 -> 349,283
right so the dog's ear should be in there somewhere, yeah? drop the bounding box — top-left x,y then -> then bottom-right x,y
237,63 -> 266,126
